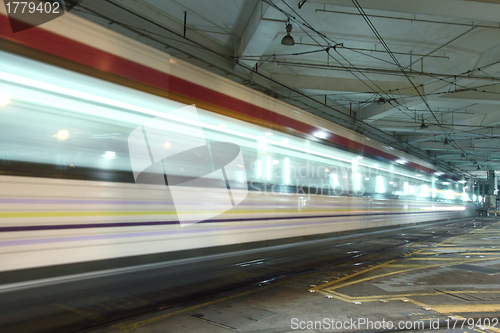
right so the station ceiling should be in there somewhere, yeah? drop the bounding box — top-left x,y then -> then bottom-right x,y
75,0 -> 500,179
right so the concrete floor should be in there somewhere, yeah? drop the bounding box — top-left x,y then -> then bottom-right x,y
79,218 -> 500,333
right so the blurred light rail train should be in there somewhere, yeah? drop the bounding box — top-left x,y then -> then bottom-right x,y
0,9 -> 472,273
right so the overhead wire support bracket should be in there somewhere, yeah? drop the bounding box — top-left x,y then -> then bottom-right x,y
183,11 -> 187,38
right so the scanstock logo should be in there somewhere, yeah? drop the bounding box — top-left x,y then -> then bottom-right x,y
3,0 -> 80,33
128,105 -> 248,227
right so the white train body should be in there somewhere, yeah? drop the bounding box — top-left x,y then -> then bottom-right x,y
0,9 -> 470,272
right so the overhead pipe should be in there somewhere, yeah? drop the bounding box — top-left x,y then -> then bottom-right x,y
272,60 -> 500,81
316,9 -> 500,30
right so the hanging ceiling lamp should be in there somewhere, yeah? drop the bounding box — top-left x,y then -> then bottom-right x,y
420,119 -> 428,129
281,21 -> 295,46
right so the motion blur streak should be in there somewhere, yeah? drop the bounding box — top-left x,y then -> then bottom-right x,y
0,9 -> 472,275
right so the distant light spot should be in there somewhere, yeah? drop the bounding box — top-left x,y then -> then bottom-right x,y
55,130 -> 69,140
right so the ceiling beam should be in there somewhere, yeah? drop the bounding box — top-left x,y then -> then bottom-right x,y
309,0 -> 500,23
235,0 -> 302,69
270,73 -> 423,96
437,89 -> 500,104
414,141 -> 500,152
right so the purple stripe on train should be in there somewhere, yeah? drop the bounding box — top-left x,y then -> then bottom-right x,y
0,210 -> 444,233
0,212 -> 446,247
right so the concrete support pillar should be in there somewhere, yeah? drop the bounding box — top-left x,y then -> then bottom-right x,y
488,170 -> 497,195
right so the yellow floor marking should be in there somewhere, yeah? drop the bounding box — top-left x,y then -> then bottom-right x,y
407,257 -> 473,260
52,303 -> 104,321
405,239 -> 432,247
316,290 -> 439,301
319,258 -> 488,293
431,304 -> 500,313
311,260 -> 397,290
387,264 -> 437,267
417,252 -> 497,255
405,229 -> 481,257
438,243 -> 499,246
317,288 -> 500,303
316,222 -> 500,307
419,247 -> 500,250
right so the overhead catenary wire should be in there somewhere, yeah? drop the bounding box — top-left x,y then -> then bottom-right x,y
260,0 -> 469,174
349,0 -> 474,165
264,0 -> 474,175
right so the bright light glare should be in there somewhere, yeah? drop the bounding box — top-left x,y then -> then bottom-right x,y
103,151 -> 116,159
265,132 -> 273,136
355,173 -> 361,191
420,184 -> 428,197
330,173 -> 339,187
357,156 -> 363,160
421,206 -> 466,211
0,93 -> 10,106
395,159 -> 407,164
445,189 -> 455,200
256,160 -> 262,179
376,175 -> 385,193
272,160 -> 279,165
313,131 -> 328,139
164,141 -> 171,149
409,185 -> 415,195
462,190 -> 469,202
54,130 -> 69,140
